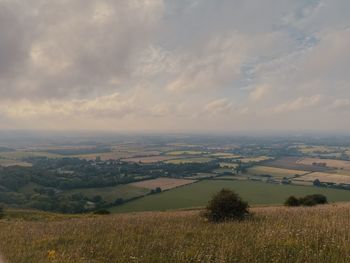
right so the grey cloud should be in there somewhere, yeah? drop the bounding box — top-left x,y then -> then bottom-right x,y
1,0 -> 350,131
0,0 -> 163,99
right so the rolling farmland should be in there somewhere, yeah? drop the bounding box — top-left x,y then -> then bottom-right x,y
111,180 -> 350,213
298,172 -> 350,184
245,166 -> 308,179
297,158 -> 350,170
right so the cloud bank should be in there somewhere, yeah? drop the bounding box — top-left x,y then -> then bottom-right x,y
0,0 -> 350,132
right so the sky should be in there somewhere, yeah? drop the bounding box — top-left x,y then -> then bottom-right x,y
0,0 -> 350,133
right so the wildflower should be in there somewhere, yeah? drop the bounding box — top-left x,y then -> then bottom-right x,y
47,250 -> 56,261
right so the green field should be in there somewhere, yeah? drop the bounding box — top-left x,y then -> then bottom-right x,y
245,165 -> 308,179
64,185 -> 150,203
111,180 -> 350,213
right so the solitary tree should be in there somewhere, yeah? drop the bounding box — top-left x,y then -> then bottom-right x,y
204,189 -> 249,222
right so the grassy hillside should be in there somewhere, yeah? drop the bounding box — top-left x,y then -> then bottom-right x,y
1,204 -> 350,262
111,180 -> 350,213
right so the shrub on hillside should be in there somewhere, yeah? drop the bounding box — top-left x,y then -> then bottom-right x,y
204,189 -> 249,222
309,194 -> 328,204
0,206 -> 4,219
299,196 -> 318,206
285,194 -> 328,207
284,196 -> 300,207
93,209 -> 111,215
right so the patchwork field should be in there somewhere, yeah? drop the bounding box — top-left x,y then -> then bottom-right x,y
210,153 -> 241,158
245,166 -> 308,179
75,151 -> 161,161
111,180 -> 350,213
166,151 -> 207,156
297,158 -> 350,170
264,157 -> 331,172
129,178 -> 196,191
164,157 -> 213,164
219,162 -> 238,168
298,172 -> 350,185
239,156 -> 272,163
298,145 -> 338,154
121,155 -> 175,163
0,151 -> 61,160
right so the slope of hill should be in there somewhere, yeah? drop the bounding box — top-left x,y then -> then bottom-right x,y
1,204 -> 350,263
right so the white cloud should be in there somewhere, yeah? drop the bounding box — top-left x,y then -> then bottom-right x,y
202,99 -> 235,116
273,95 -> 323,113
249,85 -> 272,102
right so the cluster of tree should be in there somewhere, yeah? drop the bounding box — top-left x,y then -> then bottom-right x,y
0,157 -> 222,213
0,205 -> 4,219
43,146 -> 111,156
164,161 -> 220,177
150,187 -> 162,194
14,188 -> 124,214
313,179 -> 350,190
285,194 -> 328,207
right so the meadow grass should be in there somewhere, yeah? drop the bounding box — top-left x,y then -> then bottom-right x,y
0,204 -> 350,262
111,180 -> 350,213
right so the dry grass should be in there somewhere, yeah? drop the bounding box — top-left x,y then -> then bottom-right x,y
298,172 -> 350,184
129,177 -> 196,190
1,204 -> 350,263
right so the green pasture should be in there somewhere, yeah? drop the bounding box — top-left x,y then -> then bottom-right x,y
111,180 -> 350,213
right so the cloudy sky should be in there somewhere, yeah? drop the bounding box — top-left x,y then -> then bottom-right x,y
1,0 -> 350,133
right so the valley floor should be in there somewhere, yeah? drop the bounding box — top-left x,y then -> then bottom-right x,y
1,204 -> 350,263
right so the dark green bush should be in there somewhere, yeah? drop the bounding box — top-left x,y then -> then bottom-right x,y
308,194 -> 328,204
204,189 -> 249,222
284,196 -> 300,207
285,194 -> 328,207
299,196 -> 318,206
0,206 -> 4,219
93,209 -> 111,215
